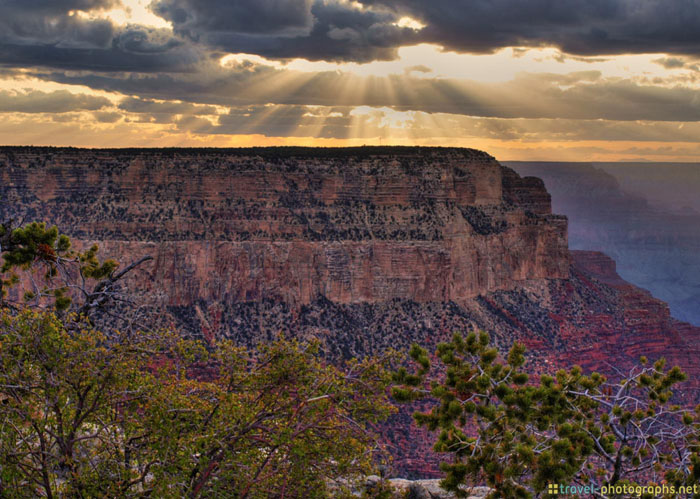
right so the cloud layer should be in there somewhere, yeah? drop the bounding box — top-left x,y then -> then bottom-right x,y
5,0 -> 699,70
357,0 -> 700,56
25,65 -> 700,122
0,89 -> 110,113
0,1 -> 201,71
148,0 -> 700,62
0,0 -> 698,160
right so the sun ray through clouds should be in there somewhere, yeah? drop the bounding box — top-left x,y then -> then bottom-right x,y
0,0 -> 697,159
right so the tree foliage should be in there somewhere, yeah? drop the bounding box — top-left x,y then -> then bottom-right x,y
0,221 -> 149,320
0,222 -> 396,497
0,310 -> 395,497
393,331 -> 700,498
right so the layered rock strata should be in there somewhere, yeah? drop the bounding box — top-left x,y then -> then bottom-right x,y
0,147 -> 569,308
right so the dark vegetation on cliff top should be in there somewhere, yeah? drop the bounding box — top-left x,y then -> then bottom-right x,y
0,145 -> 495,161
0,146 -> 515,244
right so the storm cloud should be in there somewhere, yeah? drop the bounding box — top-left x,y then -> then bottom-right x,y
0,1 -> 202,71
3,0 -> 700,70
152,0 -> 316,36
355,0 -> 700,56
148,0 -> 700,62
0,0 -> 119,48
152,0 -> 419,62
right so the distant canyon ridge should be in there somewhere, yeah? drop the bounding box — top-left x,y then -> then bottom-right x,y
2,146 -> 698,477
507,161 -> 700,326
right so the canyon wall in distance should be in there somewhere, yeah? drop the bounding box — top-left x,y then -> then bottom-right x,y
507,161 -> 700,326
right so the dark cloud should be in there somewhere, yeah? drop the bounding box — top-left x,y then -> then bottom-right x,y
0,0 -> 118,49
0,33 -> 202,73
0,1 -> 202,72
0,35 -> 201,72
92,110 -> 123,123
152,0 -> 419,62
653,57 -> 688,69
1,0 -> 699,73
152,0 -> 315,36
0,89 -> 110,113
356,0 -> 700,56
148,0 -> 700,62
8,0 -> 118,12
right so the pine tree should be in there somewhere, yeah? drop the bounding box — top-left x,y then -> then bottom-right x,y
393,332 -> 699,498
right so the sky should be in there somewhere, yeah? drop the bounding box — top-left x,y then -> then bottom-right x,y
1,0 -> 700,160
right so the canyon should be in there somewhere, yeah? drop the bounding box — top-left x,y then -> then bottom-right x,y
508,161 -> 700,326
1,146 -> 698,477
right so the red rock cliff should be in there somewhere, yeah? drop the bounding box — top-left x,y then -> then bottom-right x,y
0,147 -> 569,307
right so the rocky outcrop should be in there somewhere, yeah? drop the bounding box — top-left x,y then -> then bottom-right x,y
0,147 -> 569,308
364,477 -> 490,498
329,476 -> 490,498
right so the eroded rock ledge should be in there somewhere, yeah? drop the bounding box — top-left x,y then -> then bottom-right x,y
0,146 -> 569,306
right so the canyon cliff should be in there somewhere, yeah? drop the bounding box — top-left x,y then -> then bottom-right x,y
1,146 -> 698,477
0,147 -> 568,307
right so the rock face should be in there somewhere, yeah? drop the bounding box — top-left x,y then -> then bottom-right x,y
0,147 -> 568,308
566,251 -> 700,388
2,146 -> 699,477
